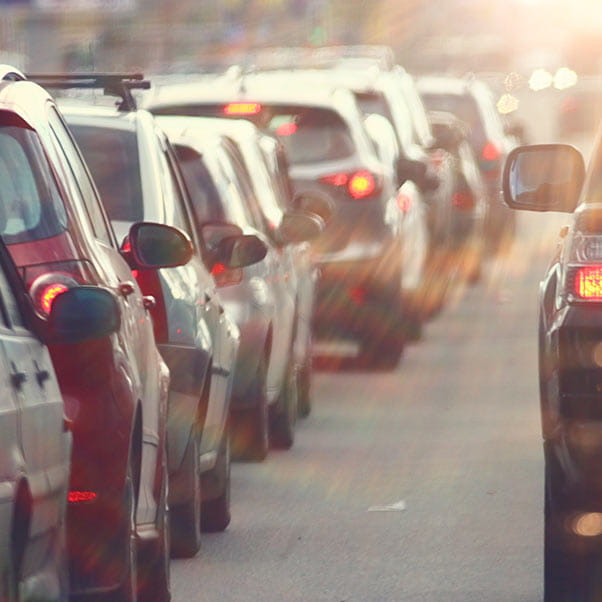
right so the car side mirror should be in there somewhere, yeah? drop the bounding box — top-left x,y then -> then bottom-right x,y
278,211 -> 324,244
502,144 -> 585,213
214,234 -> 267,269
293,190 -> 335,223
48,286 -> 120,344
127,222 -> 193,269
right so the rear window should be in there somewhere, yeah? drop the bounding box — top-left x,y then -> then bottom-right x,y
421,93 -> 484,136
265,106 -> 355,165
0,125 -> 68,245
69,125 -> 143,224
152,103 -> 355,166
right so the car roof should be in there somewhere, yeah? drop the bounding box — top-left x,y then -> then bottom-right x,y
145,72 -> 355,112
0,78 -> 59,131
58,102 -> 142,131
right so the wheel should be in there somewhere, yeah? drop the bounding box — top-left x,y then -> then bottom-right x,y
297,359 -> 312,418
544,443 -> 602,602
138,448 -> 170,602
201,427 -> 231,533
360,313 -> 405,370
269,356 -> 298,450
100,457 -> 137,602
169,429 -> 201,558
230,354 -> 269,462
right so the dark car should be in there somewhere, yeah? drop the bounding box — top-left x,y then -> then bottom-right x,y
502,141 -> 602,601
17,71 -> 191,601
427,110 -> 487,282
418,75 -> 516,253
146,73 -> 410,368
61,99 -> 247,559
158,115 -> 321,456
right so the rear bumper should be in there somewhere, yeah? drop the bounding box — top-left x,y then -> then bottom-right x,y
312,241 -> 402,340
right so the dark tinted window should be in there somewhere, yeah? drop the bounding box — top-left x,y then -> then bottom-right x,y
175,145 -> 223,224
70,125 -> 144,224
421,93 -> 483,135
266,106 -> 355,165
0,125 -> 67,245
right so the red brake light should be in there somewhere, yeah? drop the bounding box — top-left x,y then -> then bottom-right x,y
348,171 -> 376,199
276,122 -> 298,136
481,142 -> 501,162
575,266 -> 602,299
224,102 -> 262,116
452,190 -> 476,210
211,262 -> 243,288
30,273 -> 79,316
320,170 -> 380,200
68,490 -> 97,503
397,192 -> 412,213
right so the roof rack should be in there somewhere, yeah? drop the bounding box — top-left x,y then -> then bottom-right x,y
26,73 -> 150,111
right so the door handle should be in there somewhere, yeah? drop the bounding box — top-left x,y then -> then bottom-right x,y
33,361 -> 50,387
10,363 -> 27,390
118,282 -> 136,297
143,296 -> 156,310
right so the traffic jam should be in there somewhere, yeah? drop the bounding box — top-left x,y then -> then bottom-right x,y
0,29 -> 601,602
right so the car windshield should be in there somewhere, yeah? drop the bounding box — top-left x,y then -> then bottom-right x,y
0,125 -> 68,244
69,125 -> 144,224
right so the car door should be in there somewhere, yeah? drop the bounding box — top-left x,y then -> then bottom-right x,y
0,245 -> 69,552
45,107 -> 163,525
160,133 -> 235,455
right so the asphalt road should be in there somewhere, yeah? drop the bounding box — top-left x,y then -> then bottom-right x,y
171,209 -> 569,602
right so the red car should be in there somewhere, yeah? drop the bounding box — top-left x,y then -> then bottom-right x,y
1,69 -> 191,601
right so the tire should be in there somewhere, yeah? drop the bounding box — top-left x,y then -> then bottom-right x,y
544,443 -> 602,602
297,359 -> 312,419
201,427 -> 231,533
138,448 -> 170,602
169,429 -> 201,558
269,356 -> 298,450
230,355 -> 269,462
102,457 -> 137,602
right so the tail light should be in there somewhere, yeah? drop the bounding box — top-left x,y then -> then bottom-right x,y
223,102 -> 262,116
211,262 -> 243,288
397,192 -> 412,213
481,142 -> 501,163
25,260 -> 95,316
564,219 -> 602,303
452,189 -> 476,211
574,266 -> 602,300
319,170 -> 382,200
68,490 -> 97,504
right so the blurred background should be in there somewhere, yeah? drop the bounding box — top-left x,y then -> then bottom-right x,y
1,0 -> 601,148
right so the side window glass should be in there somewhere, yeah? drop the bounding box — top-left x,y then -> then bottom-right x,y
0,264 -> 24,329
47,108 -> 113,245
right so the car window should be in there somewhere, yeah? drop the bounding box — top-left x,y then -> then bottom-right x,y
70,124 -> 144,225
0,258 -> 24,329
48,110 -> 113,245
0,124 -> 67,246
266,106 -> 356,165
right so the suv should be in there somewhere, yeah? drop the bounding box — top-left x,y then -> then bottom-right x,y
15,71 -> 191,601
418,75 -> 516,253
146,73 -> 409,367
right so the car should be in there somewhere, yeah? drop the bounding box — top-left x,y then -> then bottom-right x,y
502,141 -> 601,601
157,115 -> 321,456
427,110 -> 487,282
146,73 -> 410,368
418,75 -> 517,254
59,89 -> 249,558
17,71 -> 189,601
0,233 -> 78,601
